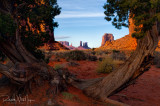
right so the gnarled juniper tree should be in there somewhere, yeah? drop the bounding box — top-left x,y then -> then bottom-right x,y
0,0 -> 64,96
0,0 -> 160,104
83,0 -> 160,102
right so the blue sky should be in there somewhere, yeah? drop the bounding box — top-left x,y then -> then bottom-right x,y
54,0 -> 129,48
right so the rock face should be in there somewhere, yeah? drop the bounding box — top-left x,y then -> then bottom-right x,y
58,41 -> 91,50
98,18 -> 160,51
99,18 -> 138,50
83,42 -> 89,48
59,41 -> 69,46
101,33 -> 114,46
80,41 -> 82,47
99,35 -> 137,50
78,41 -> 90,49
68,44 -> 76,50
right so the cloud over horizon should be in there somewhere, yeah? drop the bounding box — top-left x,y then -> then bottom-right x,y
54,0 -> 129,48
56,0 -> 105,19
56,11 -> 105,18
55,36 -> 70,39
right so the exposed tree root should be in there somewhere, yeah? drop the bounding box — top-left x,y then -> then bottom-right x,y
0,62 -> 80,97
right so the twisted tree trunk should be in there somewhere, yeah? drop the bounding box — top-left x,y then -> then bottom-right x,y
83,21 -> 159,101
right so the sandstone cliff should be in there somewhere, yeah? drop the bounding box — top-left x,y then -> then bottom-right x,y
99,18 -> 160,51
100,35 -> 137,50
101,33 -> 114,46
59,41 -> 69,46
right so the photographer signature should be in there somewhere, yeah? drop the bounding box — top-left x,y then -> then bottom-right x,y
3,95 -> 35,104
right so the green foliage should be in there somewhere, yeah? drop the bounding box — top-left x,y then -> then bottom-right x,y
19,0 -> 61,60
65,50 -> 87,61
104,0 -> 160,39
0,13 -> 16,39
61,92 -> 76,100
0,0 -> 61,61
21,31 -> 50,60
15,0 -> 61,29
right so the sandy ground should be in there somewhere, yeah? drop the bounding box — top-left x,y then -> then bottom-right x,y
0,58 -> 160,106
110,66 -> 160,106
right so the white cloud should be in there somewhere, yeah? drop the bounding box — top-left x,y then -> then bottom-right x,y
55,36 -> 70,39
56,11 -> 105,18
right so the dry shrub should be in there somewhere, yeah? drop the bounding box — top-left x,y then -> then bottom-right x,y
97,57 -> 124,74
111,51 -> 126,61
61,92 -> 75,100
67,61 -> 80,67
95,50 -> 109,56
97,58 -> 114,73
65,50 -> 87,61
54,64 -> 63,71
87,55 -> 98,61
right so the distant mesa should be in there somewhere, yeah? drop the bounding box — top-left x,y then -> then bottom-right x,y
77,41 -> 91,50
99,19 -> 160,51
68,43 -> 76,50
99,34 -> 160,51
40,41 -> 69,50
99,19 -> 137,50
100,35 -> 137,50
59,41 -> 69,47
59,41 -> 91,50
101,33 -> 114,46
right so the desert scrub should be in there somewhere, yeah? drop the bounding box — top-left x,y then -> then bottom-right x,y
112,49 -> 120,53
85,54 -> 98,61
111,51 -> 126,61
54,64 -> 63,71
97,57 -> 124,74
97,58 -> 115,73
65,50 -> 86,61
153,52 -> 160,68
61,92 -> 75,100
67,61 -> 80,67
95,50 -> 105,55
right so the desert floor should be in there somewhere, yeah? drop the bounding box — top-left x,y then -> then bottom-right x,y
0,56 -> 160,106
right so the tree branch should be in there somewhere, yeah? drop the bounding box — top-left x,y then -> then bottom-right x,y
0,63 -> 8,71
16,2 -> 27,10
0,63 -> 37,85
0,8 -> 10,15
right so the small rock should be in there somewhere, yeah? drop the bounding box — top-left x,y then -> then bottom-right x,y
47,99 -> 55,106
